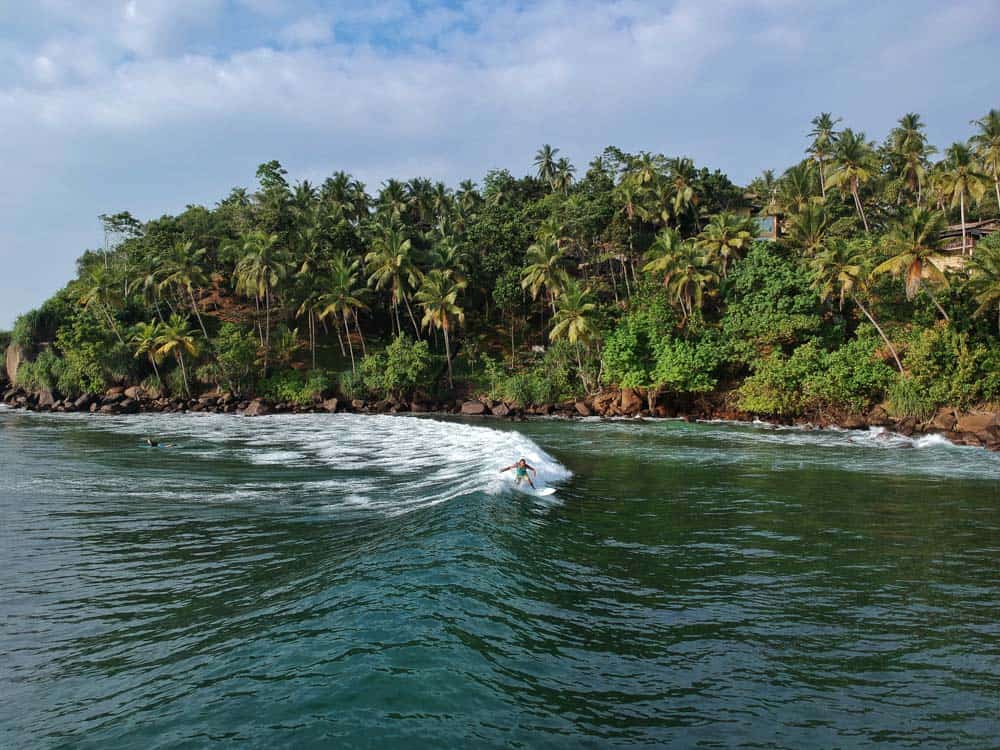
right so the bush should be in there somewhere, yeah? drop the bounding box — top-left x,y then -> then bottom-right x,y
651,336 -> 725,394
203,324 -> 259,397
360,336 -> 437,400
337,369 -> 368,401
15,349 -> 65,391
53,311 -> 131,396
259,369 -> 332,406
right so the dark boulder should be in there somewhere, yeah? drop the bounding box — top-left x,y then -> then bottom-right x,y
620,388 -> 642,415
322,398 -> 339,413
37,389 -> 57,408
119,398 -> 139,414
243,399 -> 271,417
491,402 -> 510,417
574,401 -> 592,417
461,400 -> 486,415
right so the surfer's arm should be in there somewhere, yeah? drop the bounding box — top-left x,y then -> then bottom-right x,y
499,464 -> 514,473
526,464 -> 537,474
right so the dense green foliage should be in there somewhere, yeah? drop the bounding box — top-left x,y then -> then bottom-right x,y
7,109 -> 1000,418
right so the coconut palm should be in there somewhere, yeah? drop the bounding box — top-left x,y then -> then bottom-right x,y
890,113 -> 935,205
970,109 -> 1000,212
549,280 -> 598,391
826,128 -> 877,232
295,283 -> 327,370
697,212 -> 755,276
628,151 -> 667,186
158,240 -> 211,340
642,227 -> 687,279
130,320 -> 165,384
552,157 -> 576,194
776,162 -> 821,214
77,264 -> 125,344
810,240 -> 902,372
233,231 -> 287,371
644,231 -> 717,323
873,208 -> 950,320
534,144 -> 560,186
154,314 -> 199,397
319,255 -> 369,373
415,269 -> 466,388
521,235 -> 569,313
666,157 -> 700,229
937,143 -> 990,254
784,202 -> 853,257
365,224 -> 422,338
965,241 -> 1000,333
807,112 -> 841,198
377,179 -> 409,222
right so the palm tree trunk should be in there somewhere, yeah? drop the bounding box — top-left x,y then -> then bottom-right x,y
343,314 -> 356,373
443,324 -> 453,389
994,178 -> 1000,214
263,287 -> 271,374
403,292 -> 421,339
960,193 -> 967,255
852,182 -> 870,233
310,313 -> 316,370
149,354 -> 162,385
928,291 -> 950,322
103,304 -> 125,345
334,318 -> 346,356
853,296 -> 902,373
176,350 -> 190,397
819,157 -> 826,199
188,288 -> 210,341
354,314 -> 367,357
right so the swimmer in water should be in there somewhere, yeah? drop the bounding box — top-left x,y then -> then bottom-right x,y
500,458 -> 537,489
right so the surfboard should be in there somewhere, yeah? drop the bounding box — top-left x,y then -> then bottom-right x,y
511,482 -> 557,497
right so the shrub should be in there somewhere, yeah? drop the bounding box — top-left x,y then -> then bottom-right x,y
651,336 -> 725,395
360,336 -> 437,400
337,369 -> 368,401
887,376 -> 936,421
259,370 -> 331,406
206,323 -> 259,397
16,349 -> 65,391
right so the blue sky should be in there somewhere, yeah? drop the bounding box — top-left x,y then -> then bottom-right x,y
1,0 -> 998,327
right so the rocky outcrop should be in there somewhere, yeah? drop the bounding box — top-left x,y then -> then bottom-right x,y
620,388 -> 642,415
574,400 -> 592,417
461,400 -> 486,415
243,399 -> 271,417
5,343 -> 26,385
322,398 -> 339,413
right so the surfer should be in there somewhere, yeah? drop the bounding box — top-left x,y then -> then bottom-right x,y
500,458 -> 537,489
144,438 -> 175,448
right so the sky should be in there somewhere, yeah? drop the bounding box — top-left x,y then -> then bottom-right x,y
1,0 -> 998,328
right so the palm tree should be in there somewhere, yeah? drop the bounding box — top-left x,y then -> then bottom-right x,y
784,202 -> 837,257
937,143 -> 989,254
320,255 -> 369,373
295,282 -> 327,370
377,179 -> 409,222
534,144 -> 560,186
415,269 -> 466,388
776,162 -> 821,214
130,320 -> 165,384
549,280 -> 598,391
643,231 -> 717,323
890,113 -> 935,205
970,109 -> 1000,212
627,151 -> 667,186
826,128 -> 877,232
155,314 -> 199,397
77,264 -> 125,344
552,157 -> 576,194
810,240 -> 902,372
808,113 -> 841,198
365,223 -> 422,338
667,157 -> 700,229
158,240 -> 211,340
521,236 -> 569,314
873,208 -> 950,320
697,212 -> 755,276
965,241 -> 1000,333
233,231 -> 287,371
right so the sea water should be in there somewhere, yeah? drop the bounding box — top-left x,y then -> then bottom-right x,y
1,408 -> 998,748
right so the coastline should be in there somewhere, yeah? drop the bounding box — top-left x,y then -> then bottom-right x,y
3,384 -> 998,452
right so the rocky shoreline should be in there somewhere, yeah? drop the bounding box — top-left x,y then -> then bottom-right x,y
3,383 -> 998,452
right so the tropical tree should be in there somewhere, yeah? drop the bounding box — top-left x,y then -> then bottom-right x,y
776,162 -> 821,214
965,241 -> 1000,332
295,283 -> 326,370
784,202 -> 851,257
889,112 -> 935,204
873,208 -> 950,320
549,280 -> 598,391
155,314 -> 199,397
415,269 -> 466,388
534,144 -> 560,186
807,112 -> 841,198
826,128 -> 877,232
552,157 -> 576,194
158,240 -> 211,340
666,157 -> 700,228
77,264 -> 125,344
937,143 -> 989,254
365,224 -> 422,338
810,240 -> 902,372
130,320 -> 165,384
970,109 -> 1000,212
643,231 -> 717,323
320,255 -> 369,372
521,235 -> 569,313
697,212 -> 755,276
233,231 -> 287,371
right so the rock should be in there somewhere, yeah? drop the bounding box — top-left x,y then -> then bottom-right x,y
74,394 -> 94,410
410,401 -> 429,413
653,405 -> 672,418
491,402 -> 510,417
102,393 -> 125,406
322,398 -> 339,413
461,400 -> 486,415
896,416 -> 917,436
867,404 -> 890,426
37,389 -> 57,408
840,414 -> 866,430
350,399 -> 366,411
574,401 -> 592,417
98,404 -> 118,414
119,398 -> 139,414
6,343 -> 27,385
243,399 -> 271,417
106,386 -> 126,397
620,388 -> 642,415
536,403 -> 554,416
124,386 -> 145,400
930,408 -> 958,432
954,412 -> 998,434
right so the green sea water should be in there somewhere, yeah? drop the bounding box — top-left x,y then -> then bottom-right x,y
1,408 -> 998,748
